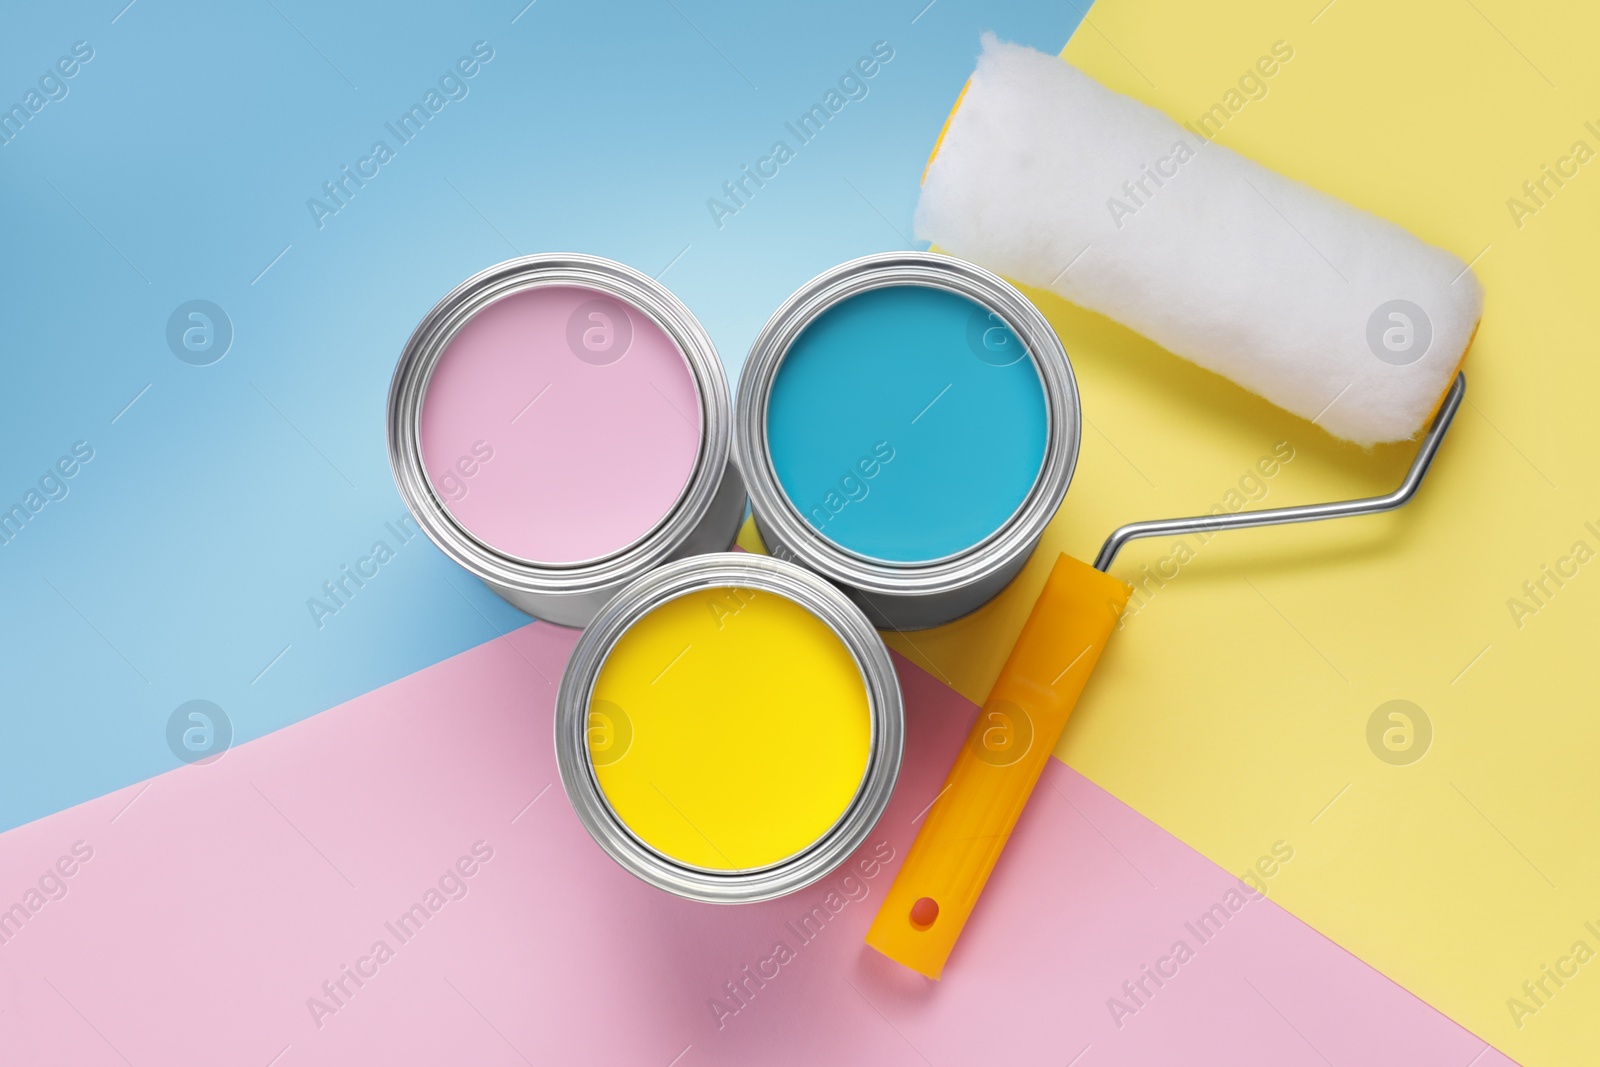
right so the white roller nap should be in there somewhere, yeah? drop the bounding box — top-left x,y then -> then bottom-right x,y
917,35 -> 1482,446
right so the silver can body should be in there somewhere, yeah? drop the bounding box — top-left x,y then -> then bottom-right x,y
387,254 -> 746,628
734,252 -> 1081,631
554,553 -> 904,903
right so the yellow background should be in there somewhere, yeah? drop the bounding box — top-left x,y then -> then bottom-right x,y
749,1 -> 1599,1060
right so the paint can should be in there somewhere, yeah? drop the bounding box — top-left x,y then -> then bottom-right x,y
735,252 -> 1080,630
555,552 -> 904,902
387,254 -> 746,627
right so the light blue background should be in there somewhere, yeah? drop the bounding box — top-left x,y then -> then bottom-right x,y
0,0 -> 1083,833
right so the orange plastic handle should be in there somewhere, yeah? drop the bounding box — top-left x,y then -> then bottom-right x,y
865,552 -> 1131,978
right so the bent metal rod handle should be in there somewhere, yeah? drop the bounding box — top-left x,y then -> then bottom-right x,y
865,552 -> 1131,979
1093,373 -> 1466,571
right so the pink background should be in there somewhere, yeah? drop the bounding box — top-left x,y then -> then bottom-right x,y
0,619 -> 1515,1065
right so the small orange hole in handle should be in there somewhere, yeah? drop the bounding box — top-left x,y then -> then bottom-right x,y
909,897 -> 939,931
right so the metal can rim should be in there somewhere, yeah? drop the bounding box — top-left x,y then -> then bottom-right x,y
386,253 -> 734,597
733,251 -> 1081,601
554,552 -> 905,903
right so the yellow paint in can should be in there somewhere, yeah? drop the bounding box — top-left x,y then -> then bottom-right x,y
588,585 -> 872,871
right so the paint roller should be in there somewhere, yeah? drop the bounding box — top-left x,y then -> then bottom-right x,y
865,36 -> 1481,978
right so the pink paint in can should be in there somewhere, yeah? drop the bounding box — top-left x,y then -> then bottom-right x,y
388,255 -> 744,626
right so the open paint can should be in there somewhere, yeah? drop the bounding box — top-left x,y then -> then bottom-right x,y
555,553 -> 904,902
387,254 -> 746,627
735,252 -> 1080,630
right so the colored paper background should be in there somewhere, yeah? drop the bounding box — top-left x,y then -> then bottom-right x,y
2,0 -> 1594,1063
859,2 -> 1598,1063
